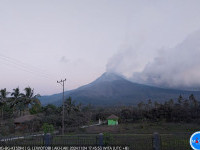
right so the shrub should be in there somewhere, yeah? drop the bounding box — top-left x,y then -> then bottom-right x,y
42,123 -> 54,134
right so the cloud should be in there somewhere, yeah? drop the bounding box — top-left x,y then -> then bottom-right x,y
106,46 -> 140,76
106,39 -> 155,77
60,56 -> 69,63
131,30 -> 200,89
107,30 -> 200,90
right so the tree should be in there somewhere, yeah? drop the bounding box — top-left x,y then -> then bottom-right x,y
147,99 -> 152,110
29,103 -> 42,114
20,87 -> 40,115
41,104 -> 62,128
189,94 -> 198,108
121,109 -> 132,122
0,88 -> 9,119
75,103 -> 82,112
11,87 -> 21,100
178,95 -> 183,105
154,101 -> 160,109
65,97 -> 76,115
42,123 -> 54,134
138,101 -> 145,110
183,99 -> 189,109
11,87 -> 23,116
168,99 -> 174,108
64,97 -> 84,127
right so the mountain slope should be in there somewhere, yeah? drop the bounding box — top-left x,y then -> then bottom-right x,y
39,72 -> 200,106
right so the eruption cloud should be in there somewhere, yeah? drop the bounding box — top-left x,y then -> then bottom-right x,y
107,30 -> 200,90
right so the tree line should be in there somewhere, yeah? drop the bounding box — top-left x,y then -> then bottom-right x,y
0,87 -> 40,119
95,94 -> 200,123
1,89 -> 200,135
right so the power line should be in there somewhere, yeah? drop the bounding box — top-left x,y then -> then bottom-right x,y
0,53 -> 57,80
0,59 -> 50,78
0,53 -> 55,78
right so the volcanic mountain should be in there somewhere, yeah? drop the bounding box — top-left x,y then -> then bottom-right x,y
39,72 -> 200,106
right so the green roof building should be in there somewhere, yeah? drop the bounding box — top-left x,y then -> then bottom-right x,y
107,114 -> 119,126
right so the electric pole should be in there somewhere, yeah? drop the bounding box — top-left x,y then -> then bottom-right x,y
57,79 -> 66,135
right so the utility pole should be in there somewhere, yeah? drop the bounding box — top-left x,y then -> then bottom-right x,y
57,79 -> 66,135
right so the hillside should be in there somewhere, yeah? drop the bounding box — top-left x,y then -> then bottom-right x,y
39,72 -> 200,106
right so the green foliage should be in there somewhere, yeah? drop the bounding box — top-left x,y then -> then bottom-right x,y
29,103 -> 42,114
40,104 -> 62,128
43,104 -> 58,115
42,123 -> 54,134
3,104 -> 13,118
0,86 -> 41,120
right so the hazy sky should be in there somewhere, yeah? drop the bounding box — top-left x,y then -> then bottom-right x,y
1,0 -> 200,95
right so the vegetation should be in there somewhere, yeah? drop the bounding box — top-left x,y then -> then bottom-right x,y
1,89 -> 199,150
0,87 -> 40,120
1,87 -> 200,137
42,123 -> 54,134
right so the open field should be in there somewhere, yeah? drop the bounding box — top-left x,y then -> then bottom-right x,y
82,122 -> 199,134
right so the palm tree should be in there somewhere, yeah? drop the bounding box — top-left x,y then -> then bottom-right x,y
11,87 -> 24,116
11,87 -> 20,100
21,87 -> 40,115
0,88 -> 9,119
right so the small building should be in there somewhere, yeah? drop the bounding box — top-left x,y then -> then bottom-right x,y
107,114 -> 119,126
14,115 -> 36,131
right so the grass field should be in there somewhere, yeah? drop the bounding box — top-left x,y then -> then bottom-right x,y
82,122 -> 199,134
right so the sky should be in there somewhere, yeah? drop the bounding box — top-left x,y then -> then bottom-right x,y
1,0 -> 200,95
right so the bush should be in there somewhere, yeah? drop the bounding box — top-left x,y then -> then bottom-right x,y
42,123 -> 54,134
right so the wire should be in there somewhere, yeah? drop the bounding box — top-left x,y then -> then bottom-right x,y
0,54 -> 57,77
0,53 -> 58,80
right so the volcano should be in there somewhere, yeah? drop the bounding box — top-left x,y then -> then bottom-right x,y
40,72 -> 200,106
